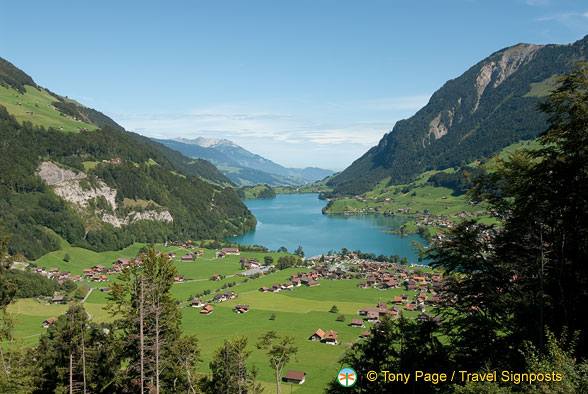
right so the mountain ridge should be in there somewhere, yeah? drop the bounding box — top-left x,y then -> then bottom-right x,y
155,137 -> 334,186
325,34 -> 588,197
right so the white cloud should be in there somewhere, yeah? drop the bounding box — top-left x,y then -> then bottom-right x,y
109,94 -> 429,169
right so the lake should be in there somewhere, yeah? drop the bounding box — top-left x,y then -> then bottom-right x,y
229,193 -> 426,263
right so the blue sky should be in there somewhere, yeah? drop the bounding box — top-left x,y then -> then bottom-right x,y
1,1 -> 587,170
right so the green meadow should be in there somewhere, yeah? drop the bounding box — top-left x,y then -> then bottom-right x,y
0,84 -> 96,132
10,244 -> 433,393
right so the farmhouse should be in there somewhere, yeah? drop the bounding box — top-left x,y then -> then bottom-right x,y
234,304 -> 249,313
200,304 -> 213,314
350,318 -> 365,328
309,328 -> 325,341
191,299 -> 204,308
323,330 -> 338,345
221,247 -> 240,255
259,286 -> 269,292
283,370 -> 306,385
181,254 -> 194,262
212,294 -> 227,303
42,317 -> 57,328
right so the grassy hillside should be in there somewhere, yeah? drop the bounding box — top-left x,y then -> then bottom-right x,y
10,242 -> 438,393
0,84 -> 97,132
323,140 -> 540,237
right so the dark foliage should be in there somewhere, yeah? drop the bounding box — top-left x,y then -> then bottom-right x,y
0,105 -> 255,259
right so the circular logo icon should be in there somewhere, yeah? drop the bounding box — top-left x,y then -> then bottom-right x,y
338,367 -> 357,387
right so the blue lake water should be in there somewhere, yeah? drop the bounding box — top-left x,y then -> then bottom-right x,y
229,193 -> 426,263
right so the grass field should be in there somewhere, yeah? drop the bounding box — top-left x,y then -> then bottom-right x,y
0,84 -> 96,132
10,244 -> 435,393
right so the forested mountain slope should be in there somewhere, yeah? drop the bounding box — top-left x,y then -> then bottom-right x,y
0,59 -> 255,259
326,34 -> 588,196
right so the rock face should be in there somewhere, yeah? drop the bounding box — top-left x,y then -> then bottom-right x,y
325,35 -> 588,196
37,161 -> 173,227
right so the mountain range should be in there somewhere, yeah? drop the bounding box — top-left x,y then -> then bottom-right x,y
325,34 -> 588,197
155,137 -> 334,186
0,57 -> 255,259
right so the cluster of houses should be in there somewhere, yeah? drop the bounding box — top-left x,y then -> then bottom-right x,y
33,267 -> 81,283
357,298 -> 443,324
349,261 -> 446,294
309,328 -> 339,345
258,272 -> 320,293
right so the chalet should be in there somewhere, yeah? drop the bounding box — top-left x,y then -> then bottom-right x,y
200,304 -> 213,314
51,296 -> 65,304
181,254 -> 194,262
174,275 -> 185,282
259,286 -> 269,292
42,317 -> 57,328
211,274 -> 221,281
271,283 -> 281,293
196,249 -> 205,255
291,278 -> 301,287
282,282 -> 294,290
365,311 -> 379,323
323,330 -> 338,345
221,247 -> 240,255
309,328 -> 325,341
307,279 -> 320,287
283,370 -> 306,385
191,299 -> 204,308
70,275 -> 81,282
357,282 -> 369,289
393,296 -> 404,305
212,294 -> 227,303
360,331 -> 371,338
350,318 -> 365,328
234,304 -> 249,313
224,290 -> 236,300
405,304 -> 416,311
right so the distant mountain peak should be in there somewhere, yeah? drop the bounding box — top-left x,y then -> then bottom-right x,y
172,137 -> 238,148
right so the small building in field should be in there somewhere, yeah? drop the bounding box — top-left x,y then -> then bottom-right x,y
323,330 -> 338,345
283,370 -> 306,385
309,328 -> 325,341
221,247 -> 240,255
181,254 -> 194,262
200,304 -> 213,314
234,304 -> 249,313
191,299 -> 204,308
51,296 -> 65,304
42,317 -> 57,328
350,318 -> 365,328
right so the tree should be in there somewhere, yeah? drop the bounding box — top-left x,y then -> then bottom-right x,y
203,336 -> 262,394
34,303 -> 120,394
107,247 -> 182,393
277,246 -> 288,253
329,305 -> 339,313
294,245 -> 304,257
63,253 -> 71,262
171,335 -> 201,394
336,315 -> 346,322
256,331 -> 298,394
263,255 -> 274,266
